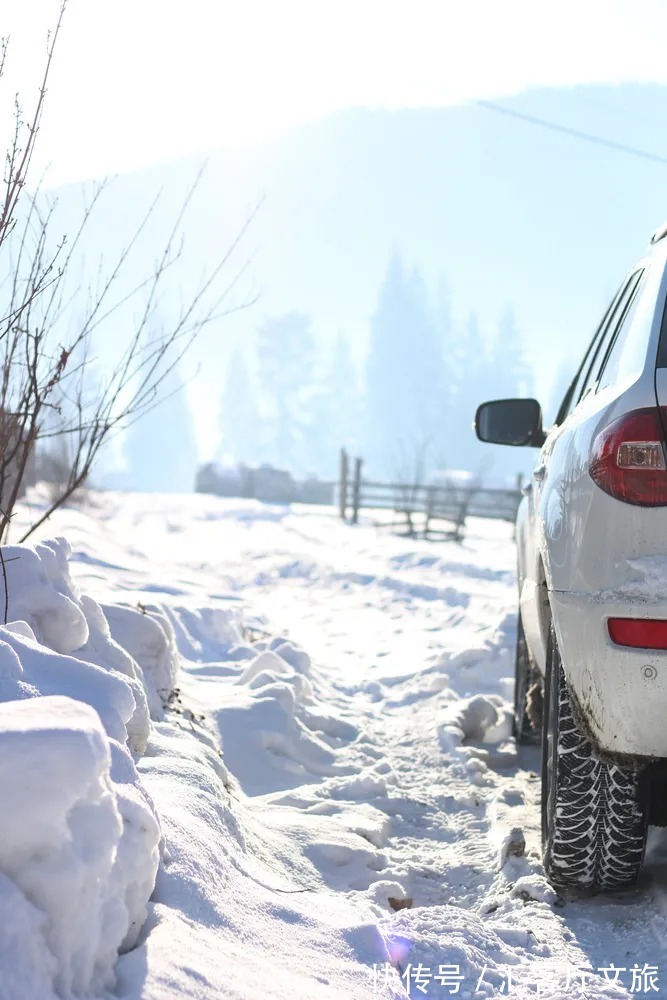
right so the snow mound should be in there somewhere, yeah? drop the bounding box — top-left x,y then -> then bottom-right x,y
0,538 -> 88,654
383,905 -> 534,998
108,741 -> 162,951
429,633 -> 513,701
237,649 -> 313,702
218,690 -> 347,795
0,627 -> 137,747
369,879 -> 411,911
103,602 -> 180,715
76,596 -> 151,753
438,694 -> 512,750
0,539 -> 167,991
167,604 -> 244,660
269,636 -> 312,675
509,874 -> 560,906
0,636 -> 39,702
0,696 -> 160,997
0,873 -> 58,1000
199,644 -> 356,796
0,539 -> 159,753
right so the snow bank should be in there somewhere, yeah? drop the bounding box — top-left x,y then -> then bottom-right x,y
0,697 -> 159,998
0,537 -> 171,751
109,740 -> 162,952
103,602 -> 180,716
0,873 -> 58,1000
76,596 -> 152,753
0,538 -> 167,994
0,626 -> 137,746
0,539 -> 88,653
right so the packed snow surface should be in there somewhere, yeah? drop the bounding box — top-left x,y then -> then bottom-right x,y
3,489 -> 667,998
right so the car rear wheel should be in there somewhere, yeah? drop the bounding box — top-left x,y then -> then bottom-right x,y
541,623 -> 647,892
513,609 -> 538,744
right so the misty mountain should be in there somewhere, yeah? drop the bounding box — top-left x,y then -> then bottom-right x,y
45,82 -> 667,481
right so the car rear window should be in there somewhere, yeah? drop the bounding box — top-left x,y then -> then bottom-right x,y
656,274 -> 667,368
596,264 -> 663,391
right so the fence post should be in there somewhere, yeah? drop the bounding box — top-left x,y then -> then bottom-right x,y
351,457 -> 363,525
339,448 -> 349,520
424,485 -> 434,539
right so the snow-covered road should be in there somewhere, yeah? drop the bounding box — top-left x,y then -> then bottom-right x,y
16,492 -> 667,998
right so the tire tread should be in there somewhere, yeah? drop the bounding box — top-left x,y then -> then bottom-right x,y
543,630 -> 646,891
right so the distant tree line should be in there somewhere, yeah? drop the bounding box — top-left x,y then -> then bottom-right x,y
208,250 -> 536,484
122,250 -> 537,492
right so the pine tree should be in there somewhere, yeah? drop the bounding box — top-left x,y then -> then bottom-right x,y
408,268 -> 444,438
217,347 -> 261,465
301,332 -> 362,478
365,252 -> 410,471
122,321 -> 198,492
255,313 -> 317,471
364,252 -> 445,477
433,276 -> 458,471
492,306 -> 534,400
330,331 -> 362,453
454,311 -> 497,477
546,356 -> 574,425
458,306 -> 538,483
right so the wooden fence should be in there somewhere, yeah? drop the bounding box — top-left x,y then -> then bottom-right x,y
338,449 -> 522,541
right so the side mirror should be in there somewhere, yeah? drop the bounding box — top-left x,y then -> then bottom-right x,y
474,398 -> 546,447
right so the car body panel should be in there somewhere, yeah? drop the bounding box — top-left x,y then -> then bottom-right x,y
515,239 -> 667,758
550,589 -> 667,756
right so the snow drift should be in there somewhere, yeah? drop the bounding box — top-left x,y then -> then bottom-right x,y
0,538 -> 164,997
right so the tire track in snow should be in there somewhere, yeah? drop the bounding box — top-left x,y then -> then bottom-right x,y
233,513 -> 667,998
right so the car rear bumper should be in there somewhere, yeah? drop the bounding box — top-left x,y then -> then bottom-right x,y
550,589 -> 667,759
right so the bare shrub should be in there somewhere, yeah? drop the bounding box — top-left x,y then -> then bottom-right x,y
0,1 -> 256,542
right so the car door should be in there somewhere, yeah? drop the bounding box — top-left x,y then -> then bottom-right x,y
519,274 -> 642,672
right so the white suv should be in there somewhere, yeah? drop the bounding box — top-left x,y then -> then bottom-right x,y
475,222 -> 667,893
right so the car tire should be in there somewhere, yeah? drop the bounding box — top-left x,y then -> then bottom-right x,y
513,609 -> 538,744
541,623 -> 648,891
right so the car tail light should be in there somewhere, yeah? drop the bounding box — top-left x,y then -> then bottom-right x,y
608,617 -> 667,649
589,408 -> 667,505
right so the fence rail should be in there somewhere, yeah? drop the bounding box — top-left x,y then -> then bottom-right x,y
338,449 -> 522,540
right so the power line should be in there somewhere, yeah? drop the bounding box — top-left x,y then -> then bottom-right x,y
472,97 -> 667,166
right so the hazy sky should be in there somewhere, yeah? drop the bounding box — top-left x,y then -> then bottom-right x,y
5,0 -> 667,185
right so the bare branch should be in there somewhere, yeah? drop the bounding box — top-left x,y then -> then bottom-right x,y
0,3 -> 258,543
